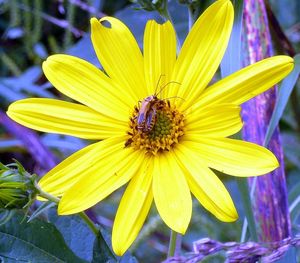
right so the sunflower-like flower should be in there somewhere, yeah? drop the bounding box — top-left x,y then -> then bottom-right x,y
7,0 -> 293,256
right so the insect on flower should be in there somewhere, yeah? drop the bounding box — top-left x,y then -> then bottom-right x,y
136,95 -> 159,132
6,1 -> 294,256
137,76 -> 181,132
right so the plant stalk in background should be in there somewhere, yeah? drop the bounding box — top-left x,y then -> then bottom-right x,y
242,0 -> 291,241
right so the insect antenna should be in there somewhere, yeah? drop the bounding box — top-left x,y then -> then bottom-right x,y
163,96 -> 185,101
154,74 -> 166,95
156,81 -> 181,97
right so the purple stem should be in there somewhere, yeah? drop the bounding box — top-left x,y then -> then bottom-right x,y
0,110 -> 58,172
242,0 -> 291,241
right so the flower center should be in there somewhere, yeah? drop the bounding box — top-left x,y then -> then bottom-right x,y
125,98 -> 185,155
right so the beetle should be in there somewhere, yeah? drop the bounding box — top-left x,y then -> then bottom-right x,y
137,95 -> 159,132
137,77 -> 181,132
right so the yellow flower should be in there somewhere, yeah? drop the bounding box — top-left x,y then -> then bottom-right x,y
7,0 -> 293,256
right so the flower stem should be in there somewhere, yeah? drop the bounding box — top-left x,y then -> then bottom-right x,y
34,181 -> 59,203
78,211 -> 99,235
168,229 -> 178,258
35,181 -> 99,235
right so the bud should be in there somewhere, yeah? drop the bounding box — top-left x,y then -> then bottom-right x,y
0,161 -> 37,209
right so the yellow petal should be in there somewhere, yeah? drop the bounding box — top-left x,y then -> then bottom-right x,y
153,152 -> 192,234
185,104 -> 242,137
174,144 -> 238,222
91,17 -> 147,101
197,56 -> 294,107
171,0 -> 233,109
182,136 -> 279,176
144,20 -> 176,96
58,148 -> 144,215
112,159 -> 153,256
42,54 -> 131,121
39,136 -> 126,197
7,98 -> 127,139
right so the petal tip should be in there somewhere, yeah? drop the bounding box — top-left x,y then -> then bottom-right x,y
218,205 -> 238,223
216,0 -> 234,10
266,151 -> 280,171
226,213 -> 238,222
6,108 -> 13,119
42,55 -> 58,69
6,101 -> 21,118
147,19 -> 172,27
274,158 -> 280,169
57,197 -> 78,215
281,55 -> 294,63
170,220 -> 189,235
91,17 -> 104,33
90,17 -> 99,26
42,60 -> 48,71
57,203 -> 71,215
112,241 -> 125,257
178,227 -> 188,235
270,55 -> 294,69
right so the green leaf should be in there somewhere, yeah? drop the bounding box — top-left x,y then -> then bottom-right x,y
0,211 -> 87,263
48,209 -> 95,262
92,227 -> 117,263
91,226 -> 138,262
264,54 -> 300,147
27,201 -> 56,222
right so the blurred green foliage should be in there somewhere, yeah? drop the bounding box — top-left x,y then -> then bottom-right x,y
0,0 -> 299,262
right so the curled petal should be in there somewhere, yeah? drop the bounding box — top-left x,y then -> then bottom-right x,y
91,17 -> 146,102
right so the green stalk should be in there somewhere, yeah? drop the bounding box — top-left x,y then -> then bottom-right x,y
35,181 -> 98,235
168,230 -> 178,257
78,212 -> 99,235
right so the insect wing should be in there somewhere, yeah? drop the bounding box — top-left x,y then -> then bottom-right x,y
137,96 -> 153,129
137,112 -> 146,127
145,107 -> 156,131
